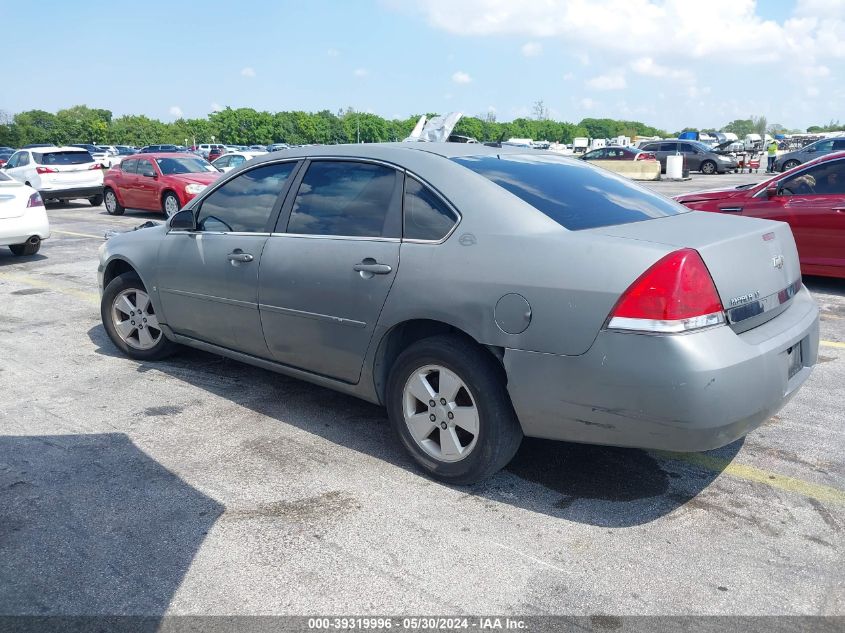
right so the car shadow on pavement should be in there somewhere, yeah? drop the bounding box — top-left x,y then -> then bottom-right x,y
804,275 -> 845,298
87,324 -> 740,528
0,433 -> 222,622
0,251 -> 47,266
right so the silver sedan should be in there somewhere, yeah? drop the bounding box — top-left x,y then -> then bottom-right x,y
98,143 -> 819,484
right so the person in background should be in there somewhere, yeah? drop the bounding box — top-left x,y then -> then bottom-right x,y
766,138 -> 779,173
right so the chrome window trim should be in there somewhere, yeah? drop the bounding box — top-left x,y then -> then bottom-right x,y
269,232 -> 400,243
167,230 -> 271,237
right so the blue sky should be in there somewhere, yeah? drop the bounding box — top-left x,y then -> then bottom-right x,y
2,0 -> 842,131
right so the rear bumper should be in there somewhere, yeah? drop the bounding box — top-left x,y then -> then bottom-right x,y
504,286 -> 819,451
0,208 -> 51,245
38,186 -> 103,201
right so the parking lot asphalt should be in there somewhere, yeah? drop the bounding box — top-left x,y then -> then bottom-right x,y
0,170 -> 843,617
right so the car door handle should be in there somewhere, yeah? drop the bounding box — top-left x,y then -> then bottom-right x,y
720,207 -> 743,212
353,260 -> 392,274
227,251 -> 254,263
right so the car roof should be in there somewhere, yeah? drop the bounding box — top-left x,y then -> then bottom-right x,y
129,152 -> 202,159
25,146 -> 91,153
249,142 -> 531,166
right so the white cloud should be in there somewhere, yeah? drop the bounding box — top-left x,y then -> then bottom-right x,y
521,41 -> 542,57
586,70 -> 626,90
168,106 -> 183,118
240,67 -> 256,78
630,57 -> 693,81
327,48 -> 340,57
407,0 -> 844,64
353,67 -> 369,77
210,102 -> 222,112
452,70 -> 472,84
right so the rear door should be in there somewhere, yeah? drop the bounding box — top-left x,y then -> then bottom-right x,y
157,160 -> 300,356
135,158 -> 159,210
258,159 -> 403,383
115,159 -> 138,207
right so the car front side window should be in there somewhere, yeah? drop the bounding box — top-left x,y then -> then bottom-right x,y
196,162 -> 296,233
780,161 -> 845,196
286,161 -> 402,238
137,160 -> 155,177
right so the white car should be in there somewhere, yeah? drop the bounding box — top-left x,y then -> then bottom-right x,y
210,150 -> 266,172
0,172 -> 50,256
1,147 -> 104,205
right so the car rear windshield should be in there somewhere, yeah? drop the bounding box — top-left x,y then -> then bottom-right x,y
34,151 -> 94,165
155,156 -> 216,175
452,154 -> 687,230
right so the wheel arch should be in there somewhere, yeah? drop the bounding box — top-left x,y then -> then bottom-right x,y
161,189 -> 181,208
102,257 -> 142,290
370,318 -> 505,405
104,185 -> 125,206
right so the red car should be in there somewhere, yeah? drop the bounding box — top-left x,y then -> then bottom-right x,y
674,151 -> 845,279
103,153 -> 221,217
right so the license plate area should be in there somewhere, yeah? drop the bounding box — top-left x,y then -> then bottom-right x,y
787,342 -> 803,380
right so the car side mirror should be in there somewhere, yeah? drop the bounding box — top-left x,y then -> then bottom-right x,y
765,184 -> 780,198
170,209 -> 196,230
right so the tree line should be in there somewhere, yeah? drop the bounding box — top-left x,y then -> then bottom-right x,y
0,106 -> 832,149
0,105 -> 670,147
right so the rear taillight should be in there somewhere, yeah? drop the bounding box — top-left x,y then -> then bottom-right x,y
636,152 -> 656,161
607,248 -> 725,333
36,167 -> 58,174
90,163 -> 103,170
26,192 -> 43,208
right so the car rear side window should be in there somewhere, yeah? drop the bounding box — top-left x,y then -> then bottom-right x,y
286,161 -> 402,238
659,143 -> 677,152
121,159 -> 138,174
403,177 -> 458,241
197,162 -> 296,233
35,151 -> 92,166
452,154 -> 686,231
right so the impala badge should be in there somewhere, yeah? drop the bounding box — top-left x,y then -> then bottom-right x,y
772,255 -> 784,269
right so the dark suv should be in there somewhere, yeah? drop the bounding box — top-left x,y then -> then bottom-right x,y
638,140 -> 737,175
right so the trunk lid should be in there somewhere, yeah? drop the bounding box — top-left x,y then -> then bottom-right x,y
0,180 -> 30,219
592,211 -> 801,332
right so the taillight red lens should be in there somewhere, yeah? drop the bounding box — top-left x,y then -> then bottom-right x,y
90,163 -> 103,170
36,167 -> 58,174
636,152 -> 656,161
608,248 -> 725,333
26,192 -> 44,208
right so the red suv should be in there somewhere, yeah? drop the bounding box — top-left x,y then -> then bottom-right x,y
103,153 -> 221,217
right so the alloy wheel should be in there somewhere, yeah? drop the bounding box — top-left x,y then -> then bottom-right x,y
402,365 -> 479,463
111,288 -> 162,350
105,190 -> 117,214
164,195 -> 179,217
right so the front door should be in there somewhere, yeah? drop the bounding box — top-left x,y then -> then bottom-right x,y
259,160 -> 403,383
157,160 -> 300,356
744,158 -> 845,273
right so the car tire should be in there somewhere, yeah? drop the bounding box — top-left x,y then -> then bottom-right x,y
700,160 -> 717,175
101,272 -> 177,361
162,192 -> 180,218
782,160 -> 800,172
104,188 -> 125,216
9,237 -> 40,256
386,334 -> 523,485
89,194 -> 104,206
